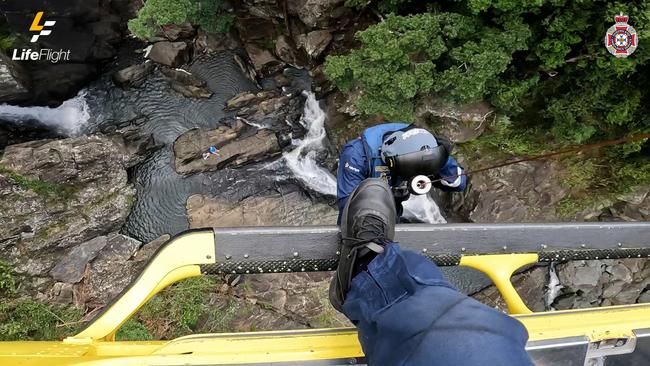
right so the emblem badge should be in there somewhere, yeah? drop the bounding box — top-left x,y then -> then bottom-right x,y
605,13 -> 637,58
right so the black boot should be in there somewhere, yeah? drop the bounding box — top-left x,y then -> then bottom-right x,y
329,178 -> 396,313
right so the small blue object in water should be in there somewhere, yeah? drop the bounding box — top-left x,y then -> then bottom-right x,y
209,146 -> 218,154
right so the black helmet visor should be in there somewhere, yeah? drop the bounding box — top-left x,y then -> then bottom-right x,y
387,146 -> 449,178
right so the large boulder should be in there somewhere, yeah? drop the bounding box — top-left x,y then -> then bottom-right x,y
275,35 -> 307,67
160,67 -> 212,99
0,54 -> 30,103
187,190 -> 338,228
225,90 -> 307,144
147,41 -> 190,68
112,61 -> 155,88
0,135 -> 139,295
173,120 -> 281,175
244,43 -> 284,76
296,30 -> 332,59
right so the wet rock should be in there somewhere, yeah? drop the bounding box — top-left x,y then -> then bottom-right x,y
173,120 -> 281,175
274,73 -> 292,87
607,263 -> 633,283
602,280 -> 625,298
464,160 -> 568,223
187,190 -> 338,228
237,17 -> 277,42
49,236 -> 109,283
0,135 -> 137,294
311,65 -> 335,98
0,54 -> 31,103
296,30 -> 332,58
194,29 -> 241,54
233,53 -> 260,86
161,67 -> 213,98
275,35 -> 306,66
244,43 -> 284,76
225,90 -> 306,143
161,22 -> 195,41
612,284 -> 644,305
30,64 -> 98,106
147,41 -> 190,68
558,261 -> 602,291
113,61 -> 155,88
0,118 -> 64,150
416,96 -> 493,143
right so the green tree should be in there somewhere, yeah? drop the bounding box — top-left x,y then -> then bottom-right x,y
327,1 -> 650,145
128,0 -> 232,39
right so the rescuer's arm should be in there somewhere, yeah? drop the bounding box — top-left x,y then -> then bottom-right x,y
432,156 -> 467,192
428,135 -> 467,192
336,140 -> 368,219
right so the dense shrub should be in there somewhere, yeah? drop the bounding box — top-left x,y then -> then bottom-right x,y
128,0 -> 232,39
325,1 -> 650,149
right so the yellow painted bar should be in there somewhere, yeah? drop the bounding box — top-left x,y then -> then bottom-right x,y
71,230 -> 216,341
2,229 -> 649,365
2,303 -> 650,365
460,253 -> 539,314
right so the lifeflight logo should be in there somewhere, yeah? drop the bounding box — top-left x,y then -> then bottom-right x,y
11,12 -> 71,63
29,11 -> 56,42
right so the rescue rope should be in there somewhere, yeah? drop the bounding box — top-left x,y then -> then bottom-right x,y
430,133 -> 650,184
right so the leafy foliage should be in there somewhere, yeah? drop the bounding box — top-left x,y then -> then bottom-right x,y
0,261 -> 16,297
128,0 -> 232,39
330,1 -> 650,203
116,319 -> 153,341
329,1 -> 650,148
122,276 -> 244,339
0,301 -> 83,341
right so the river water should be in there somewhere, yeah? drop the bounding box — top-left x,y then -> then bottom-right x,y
0,51 -> 446,242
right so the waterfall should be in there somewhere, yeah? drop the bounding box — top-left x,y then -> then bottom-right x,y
285,91 -> 446,224
402,194 -> 447,224
283,91 -> 337,196
0,91 -> 90,137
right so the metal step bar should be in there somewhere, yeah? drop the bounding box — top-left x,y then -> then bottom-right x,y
72,222 -> 650,342
204,222 -> 650,274
2,222 -> 650,366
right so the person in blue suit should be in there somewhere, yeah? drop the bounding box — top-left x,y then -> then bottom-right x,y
329,178 -> 533,366
336,123 -> 466,223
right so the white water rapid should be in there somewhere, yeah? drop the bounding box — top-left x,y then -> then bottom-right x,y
283,91 -> 338,196
0,91 -> 90,136
286,91 -> 446,224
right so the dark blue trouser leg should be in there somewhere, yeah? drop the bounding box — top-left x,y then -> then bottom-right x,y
343,243 -> 533,366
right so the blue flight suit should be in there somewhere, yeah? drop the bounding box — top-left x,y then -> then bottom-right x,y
336,123 -> 467,222
345,243 -> 533,366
